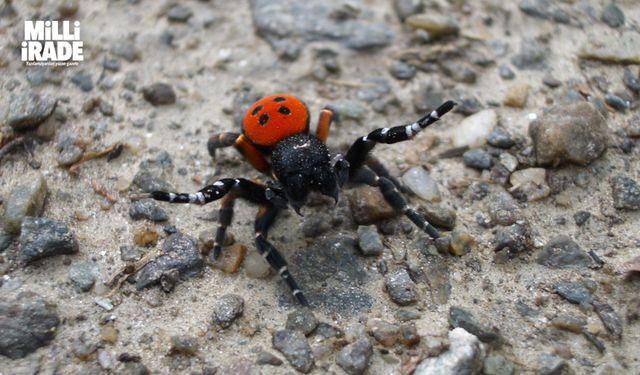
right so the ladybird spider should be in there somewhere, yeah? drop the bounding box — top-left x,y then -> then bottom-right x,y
147,94 -> 455,305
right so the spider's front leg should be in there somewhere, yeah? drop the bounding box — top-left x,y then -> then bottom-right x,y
343,101 -> 456,239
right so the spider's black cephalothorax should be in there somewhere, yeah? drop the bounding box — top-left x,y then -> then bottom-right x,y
145,97 -> 456,305
271,133 -> 339,213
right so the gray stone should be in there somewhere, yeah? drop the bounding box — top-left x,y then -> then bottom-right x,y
622,68 -> 640,94
389,61 -> 416,80
529,102 -> 608,166
611,175 -> 640,210
315,323 -> 344,338
6,92 -> 57,131
440,61 -> 477,84
135,233 -> 203,289
213,294 -> 244,328
402,166 -> 441,202
518,0 -> 571,24
449,307 -> 503,346
142,83 -> 176,106
497,64 -> 515,80
385,268 -> 417,306
486,128 -> 515,149
336,337 -> 372,375
594,302 -> 623,340
573,211 -> 590,226
483,353 -> 514,375
250,0 -> 392,60
405,13 -> 460,38
463,149 -> 493,170
120,245 -> 144,262
494,223 -> 531,253
553,281 -> 593,304
166,4 -> 192,22
357,225 -> 384,256
422,204 -> 456,230
71,71 -> 93,92
601,3 -> 625,28
129,199 -> 169,222
537,235 -> 592,269
169,335 -> 199,356
0,292 -> 60,359
285,309 -> 318,336
0,228 -> 14,253
19,217 -> 79,265
393,0 -> 423,21
579,32 -> 640,64
487,191 -> 521,226
538,354 -> 571,375
256,351 -> 283,366
511,39 -> 549,70
111,41 -> 140,62
3,173 -> 48,234
272,329 -> 314,373
604,94 -> 628,112
131,170 -> 173,193
69,261 -> 99,292
414,328 -> 486,375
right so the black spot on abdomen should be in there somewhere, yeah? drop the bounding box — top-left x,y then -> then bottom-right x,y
278,106 -> 291,115
251,105 -> 263,116
259,113 -> 269,125
273,97 -> 286,102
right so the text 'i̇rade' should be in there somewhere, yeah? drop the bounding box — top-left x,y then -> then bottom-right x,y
21,20 -> 84,65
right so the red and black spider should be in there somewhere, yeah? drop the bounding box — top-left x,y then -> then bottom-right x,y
148,94 -> 455,305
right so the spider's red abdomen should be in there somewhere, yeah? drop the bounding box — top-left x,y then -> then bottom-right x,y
242,94 -> 310,147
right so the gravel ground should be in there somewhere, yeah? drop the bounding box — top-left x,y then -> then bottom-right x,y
1,0 -> 639,374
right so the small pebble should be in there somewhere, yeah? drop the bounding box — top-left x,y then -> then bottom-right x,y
486,128 -> 515,149
503,83 -> 530,108
405,13 -> 459,38
211,243 -> 246,273
537,235 -> 592,269
357,225 -> 384,256
573,211 -> 590,226
415,327 -> 486,373
509,168 -> 551,201
69,261 -> 99,292
422,204 -> 456,230
487,191 -> 521,226
135,233 -> 202,289
553,281 -> 593,304
551,314 -> 586,333
497,64 -> 515,80
622,68 -> 640,94
213,294 -> 244,328
272,330 -> 314,373
348,186 -> 396,224
399,323 -> 420,346
611,175 -> 640,210
128,199 -> 169,222
385,268 -> 417,306
133,229 -> 158,247
604,94 -> 628,112
483,353 -> 515,375
169,335 -> 199,356
448,230 -> 475,256
389,61 -> 416,80
336,337 -> 372,375
450,109 -> 497,148
19,217 -> 79,265
142,83 -> 176,106
3,173 -> 48,234
243,250 -> 271,278
286,309 -> 318,336
166,4 -> 192,22
71,71 -> 93,92
367,319 -> 400,347
493,223 -> 531,253
6,92 -> 57,131
256,351 -> 283,366
463,149 -> 493,170
449,306 -> 502,345
601,2 -> 625,28
401,166 -> 441,202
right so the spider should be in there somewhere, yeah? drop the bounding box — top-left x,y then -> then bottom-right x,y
147,94 -> 455,305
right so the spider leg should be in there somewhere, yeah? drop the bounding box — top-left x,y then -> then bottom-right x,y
344,101 -> 455,175
351,167 -> 440,239
207,132 -> 270,174
315,108 -> 335,143
254,206 -> 308,305
366,156 -> 406,192
212,195 -> 235,259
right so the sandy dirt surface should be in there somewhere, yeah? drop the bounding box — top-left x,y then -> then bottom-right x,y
1,0 -> 639,374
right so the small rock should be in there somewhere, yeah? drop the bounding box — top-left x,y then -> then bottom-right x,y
573,211 -> 590,226
272,330 -> 314,373
448,230 -> 475,256
463,149 -> 493,170
128,199 -> 169,222
594,302 -> 623,340
449,307 -> 502,346
244,250 -> 271,278
389,61 -> 417,80
169,335 -> 198,356
19,217 -> 79,265
487,191 -> 521,226
498,153 -> 518,172
94,297 -> 114,311
166,4 -> 192,22
71,71 -> 93,92
357,225 -> 384,256
611,175 -> 640,210
286,309 -> 318,336
551,314 -> 587,333
367,319 -> 400,347
538,354 -> 570,375
103,57 -> 121,72
211,243 -> 246,273
385,268 -> 417,306
537,235 -> 592,268
622,68 -> 640,94
414,328 -> 486,375
315,323 -> 344,339
497,65 -> 515,80
393,0 -> 424,21
422,204 -> 456,230
529,102 -> 607,166
135,233 -> 203,289
450,109 -> 497,148
604,94 -> 628,112
213,294 -> 244,328
553,281 -> 593,304
543,75 -> 562,88
494,223 -> 531,253
110,41 -> 141,62
133,229 -> 158,247
405,13 -> 459,38
0,229 -> 14,253
6,92 -> 57,131
440,61 -> 477,84
348,186 -> 396,224
503,82 -> 530,108
486,128 -> 515,149
3,173 -> 48,234
97,350 -> 114,370
301,214 -> 331,238
483,353 -> 515,375
579,32 -> 640,65
100,324 -> 118,345
402,166 -> 441,202
69,261 -> 99,292
601,2 -> 625,28
509,168 -> 551,201
256,351 -> 283,366
336,337 -> 372,375
131,170 -> 173,193
399,323 -> 420,346
327,100 -> 367,121
0,292 -> 60,359
511,40 -> 548,70
142,83 -> 176,106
